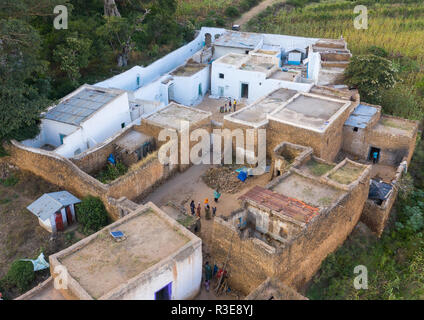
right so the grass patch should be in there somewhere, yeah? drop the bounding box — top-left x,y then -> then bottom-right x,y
177,215 -> 196,228
306,159 -> 334,176
0,198 -> 11,205
0,175 -> 19,187
380,118 -> 415,132
329,164 -> 363,185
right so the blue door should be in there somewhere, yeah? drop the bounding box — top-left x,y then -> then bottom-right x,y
155,282 -> 172,300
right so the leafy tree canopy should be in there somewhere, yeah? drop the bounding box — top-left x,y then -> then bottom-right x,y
344,54 -> 397,103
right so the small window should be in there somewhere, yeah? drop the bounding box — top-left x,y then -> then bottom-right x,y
121,122 -> 125,128
353,127 -> 359,132
219,73 -> 224,79
245,50 -> 249,54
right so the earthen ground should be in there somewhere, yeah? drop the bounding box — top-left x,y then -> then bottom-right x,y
196,96 -> 247,123
140,162 -> 271,263
0,165 -> 84,299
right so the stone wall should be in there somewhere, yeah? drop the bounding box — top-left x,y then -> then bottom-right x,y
4,140 -> 175,221
211,218 -> 278,295
245,277 -> 308,300
360,161 -> 405,236
211,162 -> 371,294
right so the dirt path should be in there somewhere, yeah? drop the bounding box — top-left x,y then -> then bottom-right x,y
234,0 -> 281,29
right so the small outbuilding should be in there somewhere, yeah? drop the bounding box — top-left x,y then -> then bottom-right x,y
27,191 -> 81,233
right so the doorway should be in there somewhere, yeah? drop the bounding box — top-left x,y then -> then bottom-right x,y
368,146 -> 381,163
65,206 -> 73,225
155,282 -> 172,300
198,83 -> 203,97
241,83 -> 249,98
55,212 -> 64,231
218,86 -> 224,97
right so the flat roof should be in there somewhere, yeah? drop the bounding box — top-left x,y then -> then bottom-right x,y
58,206 -> 190,299
170,63 -> 207,77
226,88 -> 297,125
270,173 -> 345,209
269,93 -> 349,132
239,185 -> 320,223
344,104 -> 378,129
269,70 -> 300,81
217,53 -> 246,65
214,31 -> 263,49
44,87 -> 121,126
144,102 -> 211,130
115,130 -> 153,153
373,115 -> 418,137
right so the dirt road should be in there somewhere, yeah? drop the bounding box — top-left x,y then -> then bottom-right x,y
234,0 -> 281,29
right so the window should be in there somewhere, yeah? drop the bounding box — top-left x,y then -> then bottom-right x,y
121,122 -> 125,128
245,50 -> 249,54
219,73 -> 224,79
353,127 -> 359,132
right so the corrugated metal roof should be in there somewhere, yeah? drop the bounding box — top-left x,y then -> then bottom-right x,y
44,88 -> 119,126
214,31 -> 263,49
344,104 -> 378,129
27,191 -> 81,221
239,186 -> 320,223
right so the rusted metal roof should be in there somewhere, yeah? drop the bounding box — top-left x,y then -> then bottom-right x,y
239,186 -> 320,223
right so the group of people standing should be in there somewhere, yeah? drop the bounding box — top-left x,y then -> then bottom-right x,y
220,98 -> 237,113
189,189 -> 221,220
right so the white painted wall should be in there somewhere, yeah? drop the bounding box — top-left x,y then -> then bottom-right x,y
115,243 -> 202,300
54,93 -> 131,158
214,46 -> 251,59
172,66 -> 210,106
211,62 -> 313,103
96,27 -> 226,92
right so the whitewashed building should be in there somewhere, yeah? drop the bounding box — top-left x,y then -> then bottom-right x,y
22,85 -> 132,158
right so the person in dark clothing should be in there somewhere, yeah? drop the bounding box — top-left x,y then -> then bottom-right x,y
212,206 -> 217,217
204,261 -> 212,292
372,151 -> 379,164
196,202 -> 201,217
190,200 -> 195,215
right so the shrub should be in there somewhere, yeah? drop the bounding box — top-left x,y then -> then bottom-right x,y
344,54 -> 397,103
96,162 -> 128,184
76,196 -> 109,235
3,260 -> 35,293
367,45 -> 389,58
225,6 -> 240,18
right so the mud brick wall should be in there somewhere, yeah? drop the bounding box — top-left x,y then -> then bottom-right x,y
222,119 -> 265,162
267,120 -> 330,161
138,117 -> 211,171
275,168 -> 371,289
323,101 -> 356,161
367,117 -> 418,166
108,152 -> 177,201
211,218 -> 278,295
70,137 -> 117,174
4,141 -> 175,221
360,161 -> 404,236
5,141 -> 108,199
245,277 -> 308,300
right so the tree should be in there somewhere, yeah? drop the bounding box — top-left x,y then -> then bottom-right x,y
344,54 -> 397,103
53,36 -> 92,84
2,260 -> 35,293
104,0 -> 121,17
96,9 -> 150,66
76,196 -> 109,235
0,19 -> 49,142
